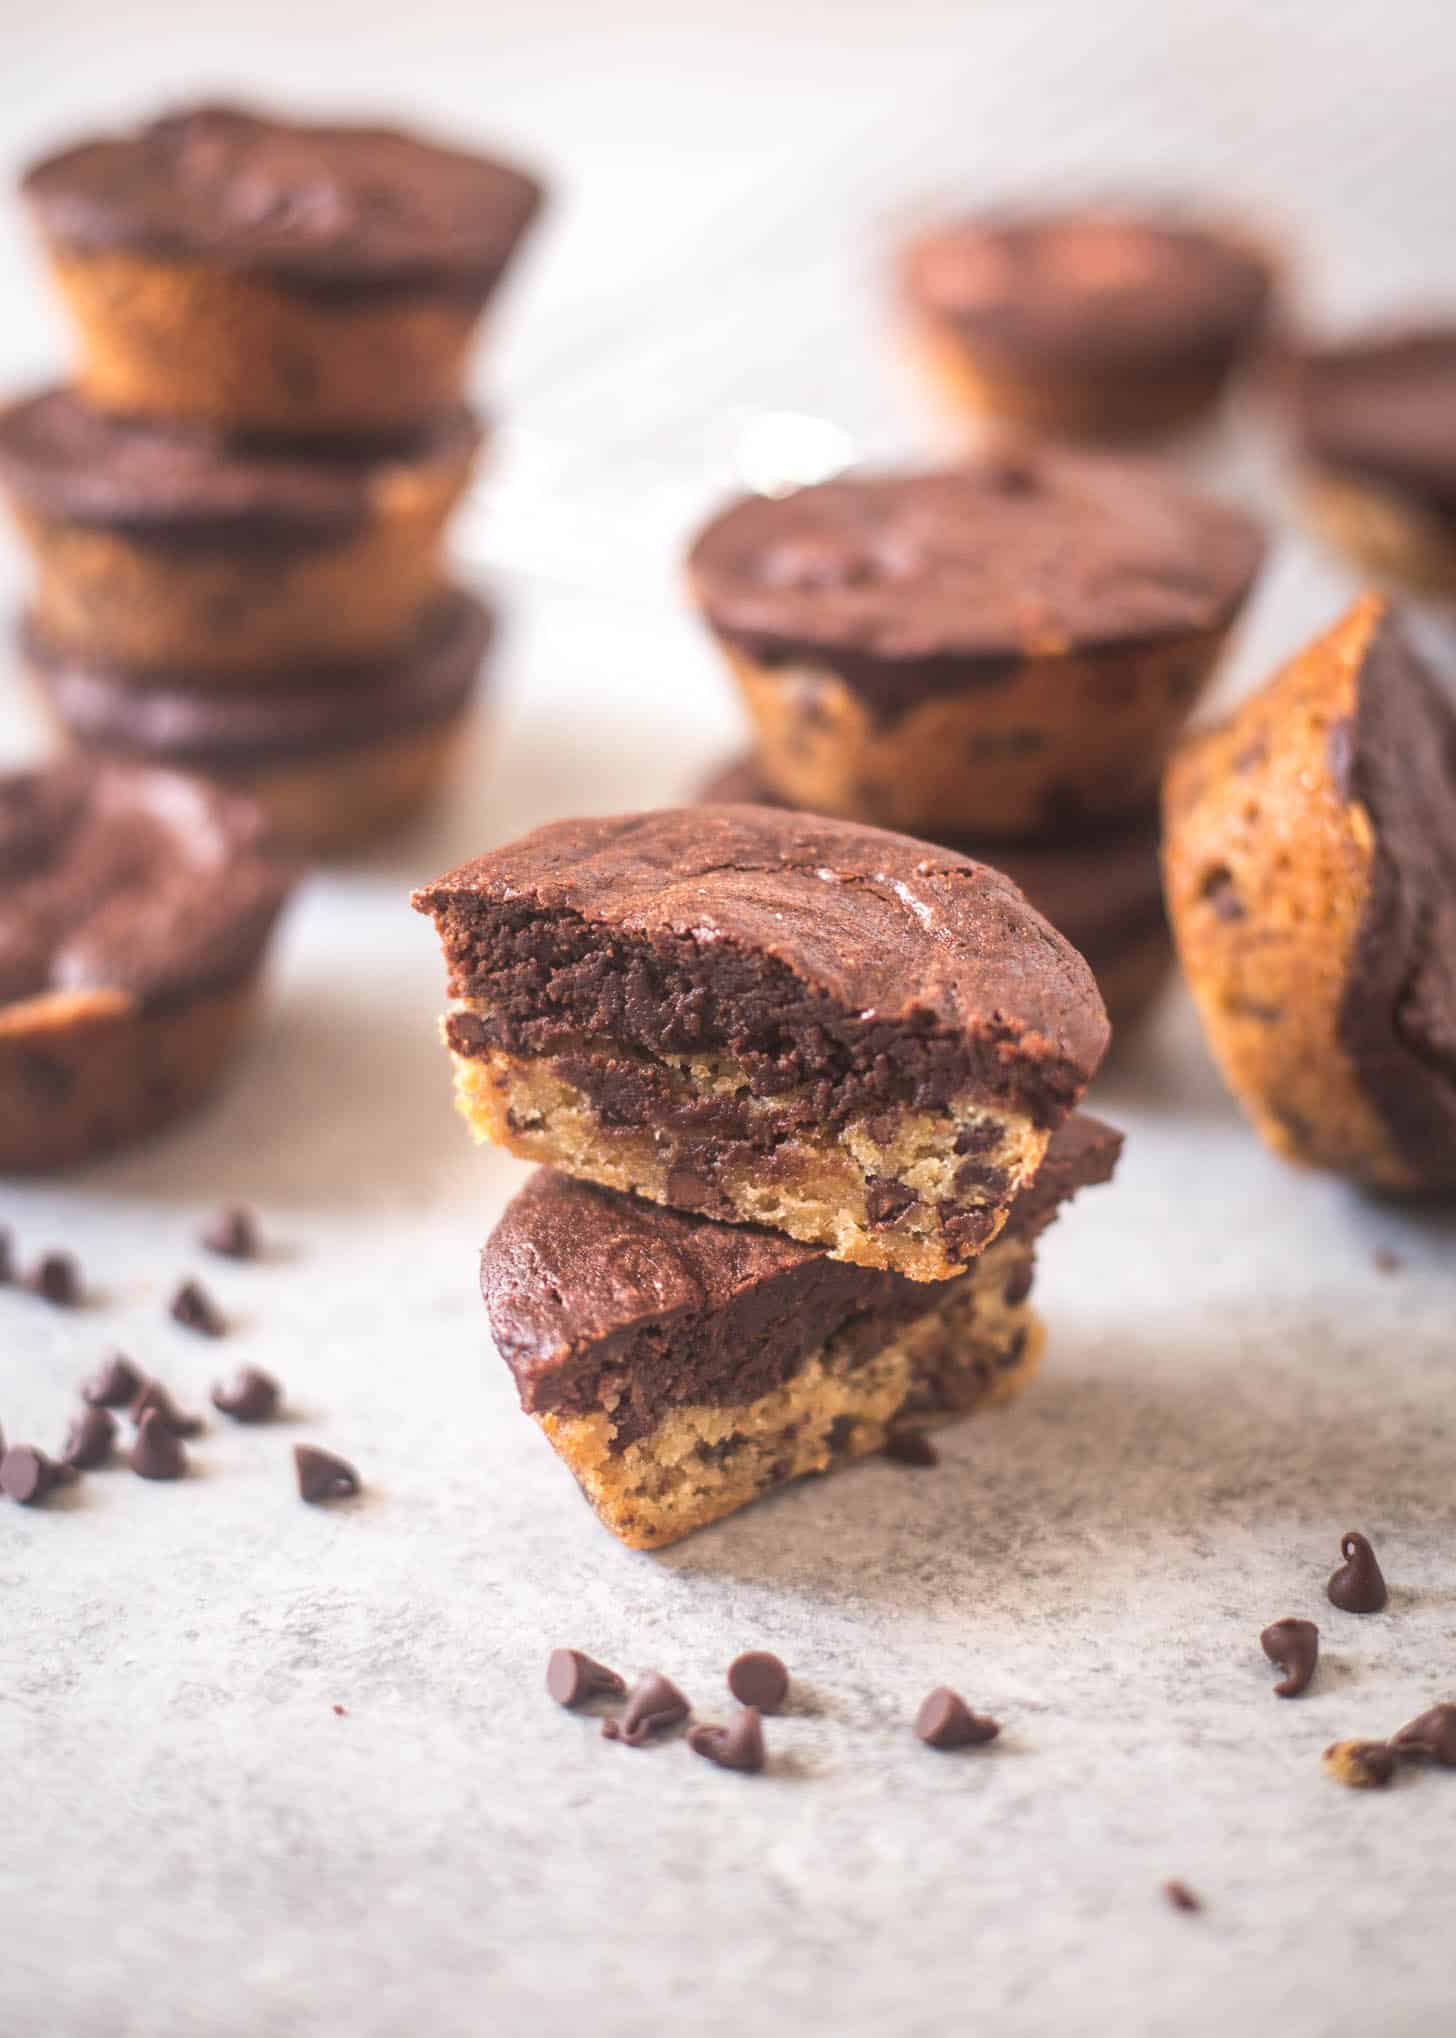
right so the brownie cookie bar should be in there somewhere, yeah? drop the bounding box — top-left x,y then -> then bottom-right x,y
25,588 -> 491,857
1287,326 -> 1456,595
22,102 -> 544,434
698,754 -> 1172,1031
0,760 -> 295,1170
484,1116 -> 1121,1548
0,389 -> 483,671
900,206 -> 1275,443
1163,595 -> 1456,1193
687,455 -> 1263,838
414,806 -> 1108,1281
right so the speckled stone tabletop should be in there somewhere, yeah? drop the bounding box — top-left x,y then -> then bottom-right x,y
1,6 -> 1453,2035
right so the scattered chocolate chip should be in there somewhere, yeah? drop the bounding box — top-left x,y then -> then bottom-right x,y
1163,1881 -> 1202,1914
61,1405 -> 117,1471
1261,1617 -> 1320,1698
1327,1531 -> 1387,1614
1391,1703 -> 1456,1767
1,1444 -> 62,1505
130,1409 -> 187,1481
915,1688 -> 1001,1749
28,1251 -> 81,1307
83,1351 -> 143,1408
200,1205 -> 261,1260
1323,1738 -> 1395,1790
864,1176 -> 917,1228
546,1649 -> 627,1709
294,1444 -> 360,1503
883,1427 -> 939,1467
211,1366 -> 281,1423
170,1279 -> 226,1338
130,1380 -> 203,1438
727,1650 -> 789,1713
333,1704 -> 347,1717
1200,866 -> 1245,921
689,1708 -> 766,1774
1372,1247 -> 1402,1275
601,1671 -> 690,1745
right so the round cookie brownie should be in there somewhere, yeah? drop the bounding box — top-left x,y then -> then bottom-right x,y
0,759 -> 296,1171
22,102 -> 545,433
24,588 -> 492,857
414,804 -> 1110,1283
1286,326 -> 1456,595
0,389 -> 483,672
900,205 -> 1275,442
697,754 -> 1172,1030
687,453 -> 1263,837
1163,593 -> 1456,1193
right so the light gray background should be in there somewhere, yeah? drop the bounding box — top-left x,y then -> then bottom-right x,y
1,5 -> 1453,2035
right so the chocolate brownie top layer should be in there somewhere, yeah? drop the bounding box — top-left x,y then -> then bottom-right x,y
414,805 -> 1110,1127
687,455 -> 1263,711
1292,327 -> 1456,516
697,755 -> 1166,958
22,102 -> 544,289
1338,605 -> 1456,1184
483,1116 -> 1121,1434
25,589 -> 490,766
0,759 -> 296,1012
0,388 -> 483,536
902,208 -> 1273,366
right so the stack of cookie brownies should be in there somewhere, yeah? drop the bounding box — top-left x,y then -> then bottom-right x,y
0,103 -> 544,853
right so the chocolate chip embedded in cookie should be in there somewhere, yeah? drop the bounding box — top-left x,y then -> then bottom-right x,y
478,1117 -> 1119,1548
0,759 -> 296,1173
417,807 -> 1111,1281
1163,595 -> 1456,1194
687,456 -> 1262,838
22,102 -> 545,434
899,205 -> 1276,443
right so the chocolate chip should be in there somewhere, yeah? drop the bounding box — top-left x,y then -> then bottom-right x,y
444,1010 -> 490,1055
546,1649 -> 627,1708
864,1176 -> 916,1228
601,1671 -> 690,1745
1328,1531 -> 1387,1613
1260,1617 -> 1319,1698
1322,1738 -> 1395,1789
882,1428 -> 939,1467
953,1120 -> 999,1157
200,1205 -> 260,1260
29,1251 -> 81,1307
914,1688 -> 1001,1749
294,1444 -> 360,1503
1163,1881 -> 1202,1914
83,1351 -> 143,1408
689,1708 -> 766,1774
1,1444 -> 62,1505
61,1405 -> 116,1471
170,1279 -> 226,1338
211,1367 -> 281,1423
1199,866 -> 1245,921
130,1380 -> 203,1438
727,1650 -> 788,1713
130,1408 -> 187,1481
1391,1704 -> 1456,1767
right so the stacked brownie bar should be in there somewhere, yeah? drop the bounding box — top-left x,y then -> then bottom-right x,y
0,103 -> 544,853
415,804 -> 1121,1546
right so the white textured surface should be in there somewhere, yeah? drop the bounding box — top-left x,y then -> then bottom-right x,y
1,6 -> 1454,2036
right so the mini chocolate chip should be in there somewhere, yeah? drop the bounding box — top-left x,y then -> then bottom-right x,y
130,1409 -> 187,1481
1164,1881 -> 1202,1914
170,1279 -> 226,1338
546,1649 -> 626,1708
601,1671 -> 690,1745
1328,1531 -> 1387,1614
1323,1738 -> 1395,1789
61,1405 -> 117,1471
689,1708 -> 766,1774
1391,1704 -> 1456,1767
864,1176 -> 916,1228
130,1380 -> 203,1438
915,1688 -> 1001,1749
445,1010 -> 490,1055
953,1120 -> 999,1157
882,1428 -> 939,1467
1200,866 -> 1245,921
211,1367 -> 281,1423
29,1252 -> 81,1307
1261,1617 -> 1319,1698
1,1444 -> 61,1505
294,1444 -> 360,1503
727,1651 -> 789,1713
200,1206 -> 260,1260
83,1351 -> 143,1408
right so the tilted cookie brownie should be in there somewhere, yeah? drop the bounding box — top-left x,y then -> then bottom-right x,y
687,455 -> 1263,838
1287,326 -> 1456,596
484,1115 -> 1120,1548
22,102 -> 544,434
697,754 -> 1172,1031
414,806 -> 1109,1281
25,588 -> 491,857
0,389 -> 483,672
900,206 -> 1275,443
1163,594 -> 1456,1193
0,760 -> 296,1171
